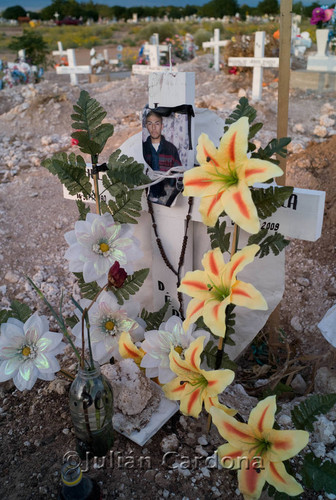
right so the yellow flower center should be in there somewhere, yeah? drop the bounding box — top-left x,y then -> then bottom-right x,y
174,346 -> 183,355
22,346 -> 31,356
105,320 -> 115,331
100,243 -> 109,253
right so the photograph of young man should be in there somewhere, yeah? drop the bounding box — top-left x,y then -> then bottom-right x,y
143,110 -> 182,205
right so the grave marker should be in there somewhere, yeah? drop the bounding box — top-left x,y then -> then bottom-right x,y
132,38 -> 171,75
228,31 -> 279,101
202,28 -> 229,72
63,72 -> 325,360
52,41 -> 67,59
55,49 -> 91,85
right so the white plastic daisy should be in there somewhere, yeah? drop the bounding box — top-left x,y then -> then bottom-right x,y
0,312 -> 65,391
140,316 -> 210,384
64,212 -> 140,286
72,291 -> 145,364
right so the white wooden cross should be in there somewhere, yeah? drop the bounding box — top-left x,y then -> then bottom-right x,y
202,29 -> 229,72
228,31 -> 279,101
55,49 -> 91,85
63,72 -> 325,360
52,41 -> 67,59
132,40 -> 170,75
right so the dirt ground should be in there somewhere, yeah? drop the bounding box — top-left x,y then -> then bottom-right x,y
0,47 -> 336,500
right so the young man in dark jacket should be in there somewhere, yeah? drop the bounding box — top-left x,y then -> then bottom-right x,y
143,111 -> 182,204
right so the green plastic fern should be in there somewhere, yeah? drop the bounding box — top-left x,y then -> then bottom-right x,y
140,301 -> 170,331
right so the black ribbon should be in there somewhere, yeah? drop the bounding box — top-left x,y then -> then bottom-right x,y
92,163 -> 108,175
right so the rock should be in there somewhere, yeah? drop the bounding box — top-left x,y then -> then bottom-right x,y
291,374 -> 307,394
4,271 -> 19,283
47,379 -> 69,395
290,316 -> 303,333
311,441 -> 326,458
155,472 -> 172,489
198,435 -> 208,446
293,123 -> 305,133
220,383 -> 258,422
297,277 -> 310,287
296,157 -> 312,169
320,115 -> 335,127
327,287 -> 336,297
318,305 -> 336,347
313,415 -> 335,445
313,125 -> 328,138
195,445 -> 208,457
201,466 -> 210,478
103,360 -> 153,416
103,359 -> 161,435
314,367 -> 336,393
287,141 -> 304,154
160,434 -> 179,453
237,88 -> 247,98
277,414 -> 292,427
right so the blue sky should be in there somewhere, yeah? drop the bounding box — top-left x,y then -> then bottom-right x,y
0,0 -> 319,12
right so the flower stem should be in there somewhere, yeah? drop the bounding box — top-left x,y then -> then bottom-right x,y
81,285 -> 107,368
208,223 -> 240,434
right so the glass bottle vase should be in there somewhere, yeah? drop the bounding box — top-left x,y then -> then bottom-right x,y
69,362 -> 113,459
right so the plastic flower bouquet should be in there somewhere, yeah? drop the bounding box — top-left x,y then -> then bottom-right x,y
310,5 -> 334,28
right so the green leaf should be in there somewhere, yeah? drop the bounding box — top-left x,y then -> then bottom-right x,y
91,123 -> 114,151
66,315 -> 79,328
302,453 -> 336,494
225,97 -> 257,127
291,393 -> 336,432
251,186 -> 294,220
101,170 -> 128,198
248,122 -> 263,140
262,382 -> 293,398
101,190 -> 143,224
71,90 -> 106,130
42,152 -> 92,199
73,272 -> 101,300
202,340 -> 237,370
110,269 -> 149,305
108,149 -> 151,187
0,309 -> 11,324
71,131 -> 102,156
223,303 -> 236,347
207,219 -> 231,253
140,301 -> 170,331
9,300 -> 33,323
76,200 -> 91,221
252,137 -> 291,164
248,230 -> 290,258
70,90 -> 114,157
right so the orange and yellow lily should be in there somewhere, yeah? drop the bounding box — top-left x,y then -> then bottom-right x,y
118,331 -> 145,367
163,336 -> 235,418
178,245 -> 267,337
210,396 -> 309,499
183,117 -> 283,233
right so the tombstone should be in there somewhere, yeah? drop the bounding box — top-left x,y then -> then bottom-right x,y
55,49 -> 91,85
228,31 -> 279,101
202,28 -> 229,72
307,30 -> 336,72
18,49 -> 26,62
63,72 -> 325,360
